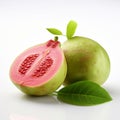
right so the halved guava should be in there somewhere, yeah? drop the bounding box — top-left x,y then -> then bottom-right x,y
10,40 -> 67,96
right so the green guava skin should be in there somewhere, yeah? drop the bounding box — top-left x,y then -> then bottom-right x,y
12,56 -> 67,96
62,36 -> 110,85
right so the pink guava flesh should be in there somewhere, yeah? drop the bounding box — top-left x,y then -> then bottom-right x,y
10,40 -> 64,87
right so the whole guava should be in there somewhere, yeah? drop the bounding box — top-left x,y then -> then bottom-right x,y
62,36 -> 110,85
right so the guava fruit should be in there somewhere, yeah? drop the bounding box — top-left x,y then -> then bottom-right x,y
62,36 -> 110,85
9,40 -> 67,96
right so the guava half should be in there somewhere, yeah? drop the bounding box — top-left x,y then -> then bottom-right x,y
62,36 -> 110,85
10,40 -> 67,96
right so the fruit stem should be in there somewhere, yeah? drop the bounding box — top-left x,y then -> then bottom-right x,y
54,36 -> 58,41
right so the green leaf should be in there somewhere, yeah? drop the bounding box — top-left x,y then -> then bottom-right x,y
57,81 -> 112,106
47,28 -> 63,35
66,20 -> 77,39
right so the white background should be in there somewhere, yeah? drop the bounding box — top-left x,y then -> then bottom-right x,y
0,0 -> 120,120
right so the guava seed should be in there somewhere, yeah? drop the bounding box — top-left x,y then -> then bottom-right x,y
18,54 -> 39,74
32,57 -> 53,77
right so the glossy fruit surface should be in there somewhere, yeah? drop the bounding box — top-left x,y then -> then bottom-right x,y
10,40 -> 67,96
62,36 -> 110,85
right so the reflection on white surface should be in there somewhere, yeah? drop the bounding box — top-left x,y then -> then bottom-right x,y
8,92 -> 114,120
8,95 -> 112,120
10,113 -> 39,120
9,105 -> 110,120
8,95 -> 66,120
8,94 -> 111,120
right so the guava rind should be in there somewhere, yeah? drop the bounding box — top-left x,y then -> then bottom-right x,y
62,36 -> 110,85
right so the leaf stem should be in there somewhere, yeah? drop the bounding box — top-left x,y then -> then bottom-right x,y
51,91 -> 58,96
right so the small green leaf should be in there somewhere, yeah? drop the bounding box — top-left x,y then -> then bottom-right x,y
57,81 -> 112,106
66,20 -> 77,39
47,28 -> 63,35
